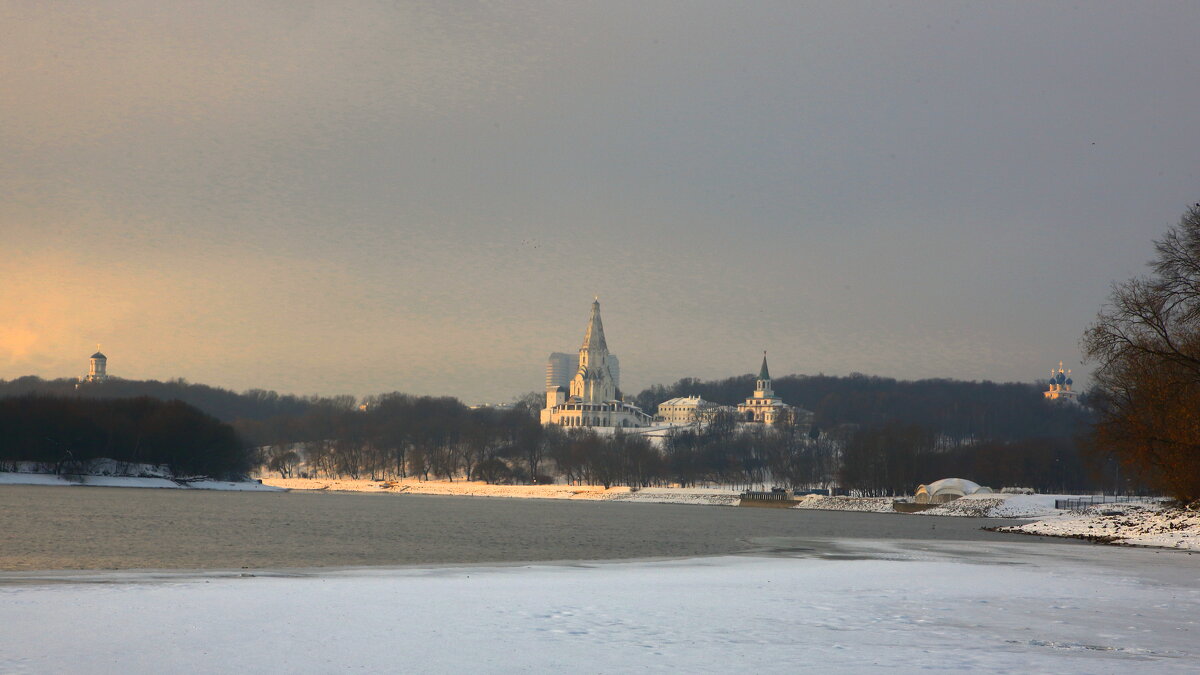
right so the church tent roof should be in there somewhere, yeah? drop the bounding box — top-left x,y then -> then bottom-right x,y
581,299 -> 608,351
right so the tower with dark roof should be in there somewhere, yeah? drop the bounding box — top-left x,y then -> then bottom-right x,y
85,349 -> 108,382
756,351 -> 773,398
737,351 -> 811,428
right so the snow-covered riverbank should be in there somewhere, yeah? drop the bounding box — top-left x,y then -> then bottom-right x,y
259,479 -> 1200,550
259,477 -> 742,505
0,461 -> 280,491
4,546 -> 1197,673
995,502 -> 1200,550
0,472 -> 281,491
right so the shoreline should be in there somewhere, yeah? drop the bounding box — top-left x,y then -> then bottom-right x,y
259,476 -> 744,506
0,471 -> 281,491
257,479 -> 1200,551
7,471 -> 1197,552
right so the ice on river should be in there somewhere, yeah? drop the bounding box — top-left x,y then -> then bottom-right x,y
2,543 -> 1197,674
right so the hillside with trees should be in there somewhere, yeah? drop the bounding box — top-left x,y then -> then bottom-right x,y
0,395 -> 250,479
633,374 -> 1102,495
634,374 -> 1091,443
1,368 -> 1105,494
0,376 -> 317,422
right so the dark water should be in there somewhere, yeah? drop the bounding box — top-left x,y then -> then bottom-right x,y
1,485 -> 1057,572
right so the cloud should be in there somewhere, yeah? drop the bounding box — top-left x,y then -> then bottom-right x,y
3,2 -> 1194,399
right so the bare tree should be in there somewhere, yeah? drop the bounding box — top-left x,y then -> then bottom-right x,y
1083,203 -> 1200,503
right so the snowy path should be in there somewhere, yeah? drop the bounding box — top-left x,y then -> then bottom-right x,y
3,543 -> 1197,673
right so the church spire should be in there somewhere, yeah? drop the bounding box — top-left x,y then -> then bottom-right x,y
581,298 -> 608,352
759,351 -> 770,380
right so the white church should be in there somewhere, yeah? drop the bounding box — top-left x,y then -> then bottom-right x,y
1044,361 -> 1078,402
540,300 -> 654,429
540,301 -> 816,433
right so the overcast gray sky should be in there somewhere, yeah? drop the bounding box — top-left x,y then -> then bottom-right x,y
2,1 -> 1197,402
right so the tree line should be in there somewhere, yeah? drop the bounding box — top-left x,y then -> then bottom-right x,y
0,376 -> 316,423
1,336 -> 1115,494
1,370 -> 1090,446
233,393 -> 1109,494
0,395 -> 250,479
634,373 -> 1091,444
239,394 -> 548,483
837,422 -> 1106,496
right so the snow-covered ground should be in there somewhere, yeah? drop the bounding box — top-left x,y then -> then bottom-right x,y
0,461 -> 280,491
793,494 -> 896,512
997,502 -> 1200,550
790,493 -> 1108,517
0,472 -> 280,491
260,477 -> 742,505
3,545 -> 1197,673
915,493 -> 1071,518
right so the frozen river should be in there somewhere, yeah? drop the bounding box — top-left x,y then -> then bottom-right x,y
4,485 -> 1199,673
2,484 -> 1072,572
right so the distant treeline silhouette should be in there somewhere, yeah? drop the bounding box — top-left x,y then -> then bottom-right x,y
633,373 -> 1093,443
0,395 -> 250,479
241,393 -> 1111,495
0,376 -> 315,422
1,373 -> 1114,493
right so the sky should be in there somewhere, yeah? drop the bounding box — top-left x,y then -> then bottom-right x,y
2,1 -> 1197,403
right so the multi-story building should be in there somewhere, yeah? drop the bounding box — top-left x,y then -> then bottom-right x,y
545,352 -> 579,390
656,396 -> 718,425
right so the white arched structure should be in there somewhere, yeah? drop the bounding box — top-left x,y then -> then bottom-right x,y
914,478 -> 993,504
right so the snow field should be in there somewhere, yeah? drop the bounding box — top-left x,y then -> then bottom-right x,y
2,552 -> 1197,673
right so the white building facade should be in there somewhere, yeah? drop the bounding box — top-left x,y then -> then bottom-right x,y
541,300 -> 653,429
657,396 -> 718,425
